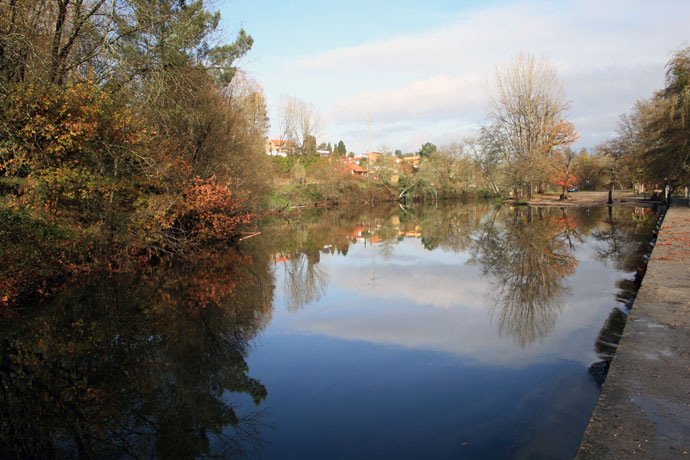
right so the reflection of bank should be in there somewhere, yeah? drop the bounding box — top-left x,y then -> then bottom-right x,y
0,252 -> 272,459
588,205 -> 659,384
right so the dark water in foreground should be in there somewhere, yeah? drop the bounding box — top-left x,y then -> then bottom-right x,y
0,202 -> 658,459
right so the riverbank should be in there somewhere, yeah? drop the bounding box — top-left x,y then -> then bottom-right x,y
575,202 -> 690,459
266,181 -> 492,211
527,191 -> 660,207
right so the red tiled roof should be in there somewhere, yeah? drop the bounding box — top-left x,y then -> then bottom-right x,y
342,161 -> 368,173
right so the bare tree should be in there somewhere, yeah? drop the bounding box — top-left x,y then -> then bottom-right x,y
278,94 -> 322,154
487,53 -> 573,198
377,141 -> 392,156
278,94 -> 298,150
0,0 -> 114,86
296,99 -> 322,149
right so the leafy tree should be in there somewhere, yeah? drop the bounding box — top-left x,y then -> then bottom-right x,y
395,149 -> 403,158
418,142 -> 437,158
337,140 -> 347,156
0,0 -> 270,305
573,150 -> 607,191
303,135 -> 317,156
595,45 -> 690,194
638,46 -> 690,189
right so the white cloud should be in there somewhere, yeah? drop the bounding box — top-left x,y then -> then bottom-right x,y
256,0 -> 690,152
327,74 -> 484,125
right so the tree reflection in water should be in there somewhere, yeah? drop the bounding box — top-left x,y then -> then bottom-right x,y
282,253 -> 328,312
0,248 -> 273,460
471,206 -> 581,348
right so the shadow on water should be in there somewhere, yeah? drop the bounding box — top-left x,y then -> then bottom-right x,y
588,206 -> 661,384
0,248 -> 274,460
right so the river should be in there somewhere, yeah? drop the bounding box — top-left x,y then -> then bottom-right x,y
0,201 -> 658,459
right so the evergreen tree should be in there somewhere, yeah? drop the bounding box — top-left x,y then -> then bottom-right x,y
418,142 -> 437,158
303,135 -> 317,156
337,140 -> 347,156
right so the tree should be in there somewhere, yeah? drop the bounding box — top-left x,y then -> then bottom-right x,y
377,141 -> 392,156
278,94 -> 298,152
394,149 -> 403,158
595,45 -> 690,195
0,0 -> 267,274
638,46 -> 690,189
418,142 -> 437,158
473,127 -> 510,195
303,135 -> 317,156
278,95 -> 322,153
573,149 -> 607,191
337,140 -> 347,156
597,137 -> 628,204
487,53 -> 573,198
553,147 -> 577,200
0,0 -> 111,86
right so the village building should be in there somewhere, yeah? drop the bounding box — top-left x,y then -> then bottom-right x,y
265,139 -> 292,157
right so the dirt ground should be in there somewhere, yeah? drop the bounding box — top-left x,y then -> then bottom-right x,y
526,190 -> 659,207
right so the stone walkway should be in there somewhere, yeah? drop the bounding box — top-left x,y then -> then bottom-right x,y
576,203 -> 690,459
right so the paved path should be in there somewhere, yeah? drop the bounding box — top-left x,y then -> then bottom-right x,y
576,203 -> 690,459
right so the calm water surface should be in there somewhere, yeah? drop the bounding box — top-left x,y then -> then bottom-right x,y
0,202 -> 658,459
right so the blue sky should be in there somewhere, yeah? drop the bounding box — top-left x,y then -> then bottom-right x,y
220,0 -> 690,153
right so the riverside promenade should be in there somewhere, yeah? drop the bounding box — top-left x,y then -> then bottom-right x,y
576,202 -> 690,459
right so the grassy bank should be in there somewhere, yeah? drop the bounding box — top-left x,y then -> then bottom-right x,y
266,181 -> 399,210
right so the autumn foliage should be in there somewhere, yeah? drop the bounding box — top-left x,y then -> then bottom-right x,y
0,0 -> 267,311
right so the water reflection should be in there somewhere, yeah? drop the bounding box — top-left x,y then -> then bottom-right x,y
261,204 -> 660,350
280,253 -> 328,312
0,202 -> 660,459
470,207 -> 580,347
0,249 -> 272,459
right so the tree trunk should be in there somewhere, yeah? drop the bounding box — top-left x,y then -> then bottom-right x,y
559,187 -> 569,201
49,0 -> 69,84
607,185 -> 613,205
